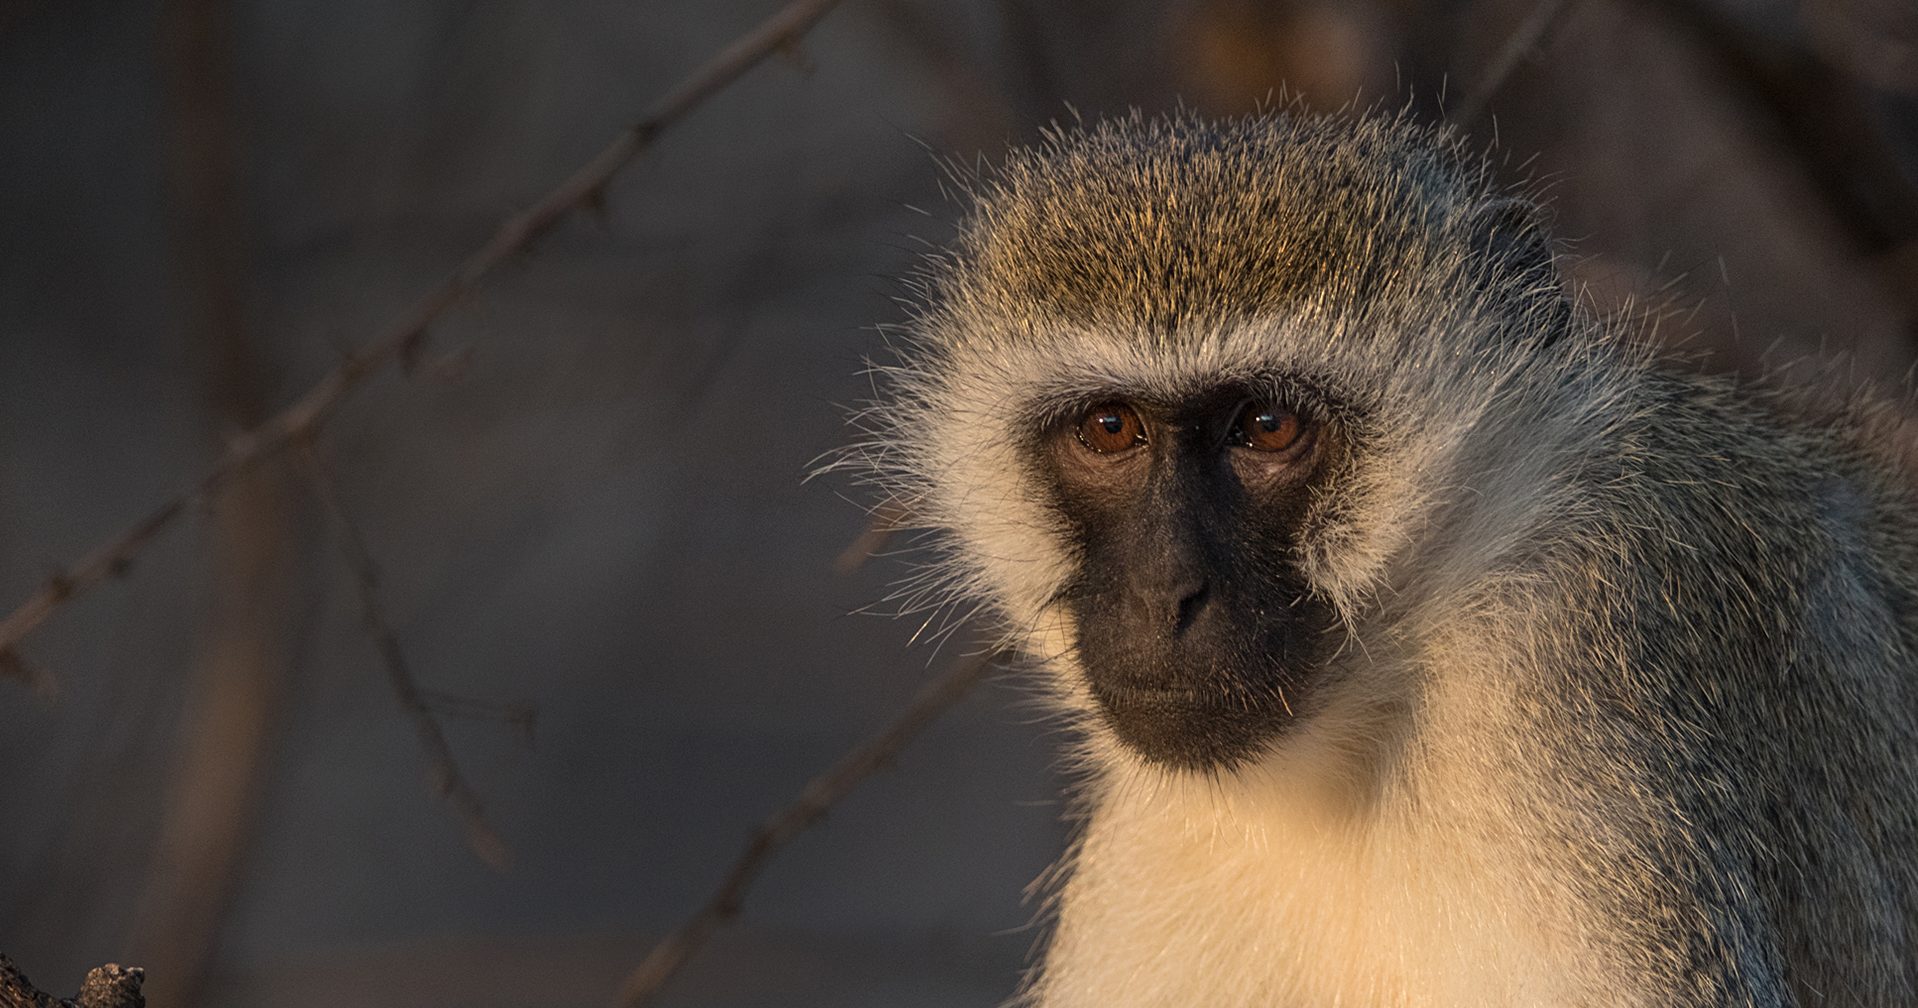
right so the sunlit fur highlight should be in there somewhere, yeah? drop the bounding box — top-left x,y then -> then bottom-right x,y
839,110 -> 1918,1006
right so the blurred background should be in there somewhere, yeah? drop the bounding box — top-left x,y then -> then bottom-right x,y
1,0 -> 1915,1005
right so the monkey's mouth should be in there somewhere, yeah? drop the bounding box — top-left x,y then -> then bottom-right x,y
1065,584 -> 1333,772
1086,673 -> 1301,772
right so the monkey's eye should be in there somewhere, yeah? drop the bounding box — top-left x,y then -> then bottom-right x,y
1076,403 -> 1147,454
1232,402 -> 1307,454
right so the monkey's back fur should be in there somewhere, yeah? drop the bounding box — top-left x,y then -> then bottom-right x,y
857,111 -> 1918,1006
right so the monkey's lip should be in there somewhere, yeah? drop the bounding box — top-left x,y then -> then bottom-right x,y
1086,676 -> 1299,770
1090,680 -> 1262,714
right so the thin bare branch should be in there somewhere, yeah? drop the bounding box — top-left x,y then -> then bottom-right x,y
419,689 -> 539,745
616,645 -> 1008,1007
300,445 -> 510,870
833,497 -> 912,574
1452,0 -> 1574,128
0,0 -> 849,684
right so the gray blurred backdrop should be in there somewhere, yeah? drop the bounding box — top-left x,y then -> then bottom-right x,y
2,1 -> 1915,1005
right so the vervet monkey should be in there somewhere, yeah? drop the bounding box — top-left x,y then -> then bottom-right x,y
850,111 -> 1918,1006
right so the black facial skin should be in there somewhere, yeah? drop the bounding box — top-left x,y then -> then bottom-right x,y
1038,385 -> 1340,772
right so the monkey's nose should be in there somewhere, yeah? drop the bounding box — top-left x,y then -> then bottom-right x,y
1172,581 -> 1210,636
1127,573 -> 1210,639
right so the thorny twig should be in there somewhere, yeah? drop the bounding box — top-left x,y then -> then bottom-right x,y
0,0 -> 849,686
615,645 -> 1010,1008
1451,0 -> 1574,128
300,445 -> 510,870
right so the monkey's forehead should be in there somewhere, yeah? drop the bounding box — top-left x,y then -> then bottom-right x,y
937,112 -> 1502,330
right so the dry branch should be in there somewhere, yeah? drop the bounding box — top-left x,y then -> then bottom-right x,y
419,689 -> 539,744
0,0 -> 848,685
832,497 -> 912,574
0,955 -> 143,1008
1451,0 -> 1573,128
615,645 -> 1008,1007
301,446 -> 510,870
0,651 -> 54,697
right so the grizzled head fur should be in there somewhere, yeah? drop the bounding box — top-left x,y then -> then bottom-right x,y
951,112 -> 1558,333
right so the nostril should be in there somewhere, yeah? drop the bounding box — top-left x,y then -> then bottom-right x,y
1173,581 -> 1210,635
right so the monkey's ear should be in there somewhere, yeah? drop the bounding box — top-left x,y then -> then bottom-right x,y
1467,197 -> 1570,335
1468,197 -> 1557,288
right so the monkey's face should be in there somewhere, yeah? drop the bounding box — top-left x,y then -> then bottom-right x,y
1033,382 -> 1342,772
861,113 -> 1573,778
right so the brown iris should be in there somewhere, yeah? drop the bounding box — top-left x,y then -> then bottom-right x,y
1077,402 -> 1147,453
1234,402 -> 1306,453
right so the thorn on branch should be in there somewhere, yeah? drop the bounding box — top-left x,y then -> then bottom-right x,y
398,329 -> 431,376
629,121 -> 664,150
581,183 -> 611,224
777,39 -> 817,75
0,650 -> 54,699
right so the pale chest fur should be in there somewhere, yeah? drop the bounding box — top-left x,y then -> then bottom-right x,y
1033,782 -> 1589,1007
1030,660 -> 1618,1008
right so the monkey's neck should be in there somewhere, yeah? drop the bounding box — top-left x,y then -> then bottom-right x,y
1039,634 -> 1602,1008
1041,753 -> 1591,1008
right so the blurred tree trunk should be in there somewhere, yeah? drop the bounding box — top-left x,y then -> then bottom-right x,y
126,0 -> 302,1004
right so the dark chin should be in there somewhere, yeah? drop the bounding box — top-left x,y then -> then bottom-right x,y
1089,680 -> 1296,772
